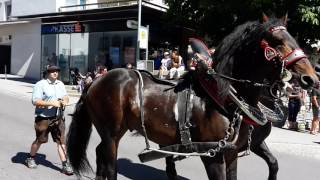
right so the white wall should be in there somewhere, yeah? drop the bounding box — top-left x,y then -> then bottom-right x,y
11,20 -> 41,80
12,0 -> 57,16
0,0 -> 10,21
0,0 -> 5,21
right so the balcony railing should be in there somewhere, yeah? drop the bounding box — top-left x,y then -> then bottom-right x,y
59,0 -> 168,12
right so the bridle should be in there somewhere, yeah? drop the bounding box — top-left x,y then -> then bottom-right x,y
260,25 -> 308,97
260,26 -> 307,66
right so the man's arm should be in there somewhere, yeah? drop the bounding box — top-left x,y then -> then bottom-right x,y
34,99 -> 61,108
61,95 -> 69,107
312,95 -> 319,108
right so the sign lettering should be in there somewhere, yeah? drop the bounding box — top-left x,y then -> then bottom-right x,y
42,22 -> 84,34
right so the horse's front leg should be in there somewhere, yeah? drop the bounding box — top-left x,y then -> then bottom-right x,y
251,141 -> 278,180
159,144 -> 178,180
201,153 -> 227,180
164,156 -> 178,180
225,151 -> 239,180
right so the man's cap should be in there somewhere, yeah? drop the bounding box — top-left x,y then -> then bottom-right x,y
46,65 -> 60,72
164,52 -> 170,56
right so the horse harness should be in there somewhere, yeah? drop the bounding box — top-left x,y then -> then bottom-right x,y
134,70 -> 240,163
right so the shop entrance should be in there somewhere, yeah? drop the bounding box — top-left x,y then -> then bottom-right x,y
0,45 -> 11,74
58,33 -> 88,84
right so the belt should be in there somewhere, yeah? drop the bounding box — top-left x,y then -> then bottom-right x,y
35,116 -> 57,120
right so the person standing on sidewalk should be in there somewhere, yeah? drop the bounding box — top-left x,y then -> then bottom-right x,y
25,65 -> 73,175
311,82 -> 320,135
287,79 -> 304,130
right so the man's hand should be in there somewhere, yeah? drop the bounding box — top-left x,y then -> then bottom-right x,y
50,100 -> 62,108
59,100 -> 68,107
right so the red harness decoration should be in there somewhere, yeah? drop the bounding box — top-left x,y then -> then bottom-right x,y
261,40 -> 278,61
261,26 -> 307,66
243,116 -> 259,126
198,75 -> 227,110
282,48 -> 307,66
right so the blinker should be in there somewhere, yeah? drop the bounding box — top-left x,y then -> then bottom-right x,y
261,40 -> 278,61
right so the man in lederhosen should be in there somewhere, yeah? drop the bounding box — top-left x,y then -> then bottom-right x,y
25,65 -> 73,175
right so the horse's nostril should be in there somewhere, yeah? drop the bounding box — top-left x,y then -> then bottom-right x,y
300,75 -> 314,88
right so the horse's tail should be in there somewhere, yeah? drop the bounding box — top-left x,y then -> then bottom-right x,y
67,87 -> 93,176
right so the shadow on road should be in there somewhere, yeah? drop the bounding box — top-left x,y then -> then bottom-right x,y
11,152 -> 61,172
117,158 -> 189,180
314,141 -> 320,145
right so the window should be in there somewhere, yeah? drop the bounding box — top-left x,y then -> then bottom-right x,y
5,1 -> 11,21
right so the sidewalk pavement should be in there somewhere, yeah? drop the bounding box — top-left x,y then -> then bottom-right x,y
0,75 -> 319,160
0,75 -> 79,105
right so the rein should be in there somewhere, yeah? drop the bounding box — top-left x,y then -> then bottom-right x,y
206,69 -> 270,87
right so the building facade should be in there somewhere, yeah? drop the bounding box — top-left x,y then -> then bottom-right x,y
0,0 -> 192,83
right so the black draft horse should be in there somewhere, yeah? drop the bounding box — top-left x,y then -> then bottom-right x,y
217,14 -> 317,180
67,15 -> 318,180
163,14 -> 319,180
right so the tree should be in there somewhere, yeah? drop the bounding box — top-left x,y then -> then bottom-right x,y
164,0 -> 320,48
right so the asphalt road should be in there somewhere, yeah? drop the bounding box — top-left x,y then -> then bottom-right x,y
0,85 -> 319,180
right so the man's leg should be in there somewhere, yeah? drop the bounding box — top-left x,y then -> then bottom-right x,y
30,141 -> 41,157
57,143 -> 67,162
53,119 -> 73,175
26,118 -> 48,169
26,141 -> 41,168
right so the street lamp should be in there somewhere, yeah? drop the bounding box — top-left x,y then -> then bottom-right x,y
136,0 -> 142,62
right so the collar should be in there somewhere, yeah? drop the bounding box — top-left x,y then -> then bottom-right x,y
46,78 -> 58,85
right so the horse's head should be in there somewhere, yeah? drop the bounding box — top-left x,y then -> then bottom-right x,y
260,13 -> 318,89
213,14 -> 319,110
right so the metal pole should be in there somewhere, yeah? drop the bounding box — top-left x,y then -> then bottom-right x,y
4,65 -> 7,80
136,0 -> 142,63
145,25 -> 149,61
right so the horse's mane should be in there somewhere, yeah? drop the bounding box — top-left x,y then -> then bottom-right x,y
213,18 -> 285,97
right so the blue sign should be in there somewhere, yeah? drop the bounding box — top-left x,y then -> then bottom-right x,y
42,23 -> 84,34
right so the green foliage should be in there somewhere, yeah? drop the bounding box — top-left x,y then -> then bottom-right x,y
164,0 -> 320,47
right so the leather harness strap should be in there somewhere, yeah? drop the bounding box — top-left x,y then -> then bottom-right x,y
177,88 -> 193,145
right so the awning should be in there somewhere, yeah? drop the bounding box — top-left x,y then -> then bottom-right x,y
0,20 -> 31,36
0,20 -> 30,26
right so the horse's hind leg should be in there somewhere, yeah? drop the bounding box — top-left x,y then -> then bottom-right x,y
201,154 -> 226,180
95,139 -> 117,180
95,129 -> 127,180
251,141 -> 278,180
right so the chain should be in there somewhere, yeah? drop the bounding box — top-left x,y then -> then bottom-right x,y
239,125 -> 254,157
206,110 -> 240,157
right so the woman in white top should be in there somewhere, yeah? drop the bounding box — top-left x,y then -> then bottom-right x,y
169,50 -> 185,79
159,52 -> 171,79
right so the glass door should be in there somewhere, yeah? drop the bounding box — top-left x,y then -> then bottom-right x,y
57,33 -> 89,84
58,34 -> 71,83
70,33 -> 89,75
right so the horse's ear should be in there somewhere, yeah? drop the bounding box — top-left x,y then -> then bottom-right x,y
262,13 -> 269,23
281,12 -> 288,26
